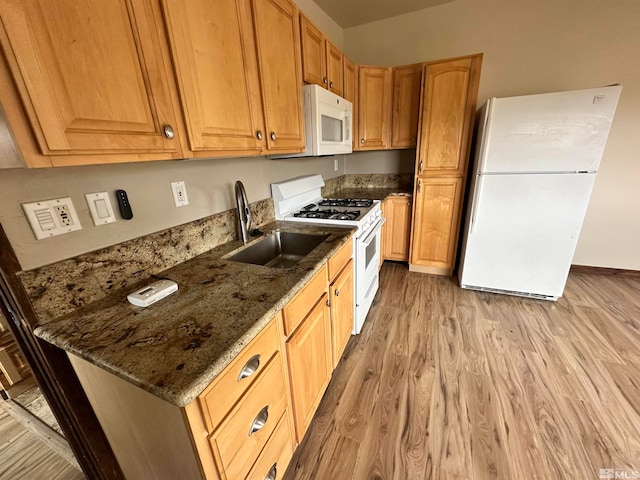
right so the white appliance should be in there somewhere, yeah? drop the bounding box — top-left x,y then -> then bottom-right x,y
459,85 -> 622,300
270,85 -> 352,158
271,175 -> 384,333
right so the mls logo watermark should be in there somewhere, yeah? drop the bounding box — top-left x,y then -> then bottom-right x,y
600,468 -> 640,479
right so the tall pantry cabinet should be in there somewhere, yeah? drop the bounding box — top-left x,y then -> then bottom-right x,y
409,54 -> 482,275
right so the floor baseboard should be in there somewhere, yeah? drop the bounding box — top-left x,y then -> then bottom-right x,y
570,265 -> 640,277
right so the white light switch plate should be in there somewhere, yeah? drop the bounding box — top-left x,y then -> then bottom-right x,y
22,197 -> 82,240
85,192 -> 116,226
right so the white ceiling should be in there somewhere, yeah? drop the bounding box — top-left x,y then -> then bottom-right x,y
312,0 -> 459,28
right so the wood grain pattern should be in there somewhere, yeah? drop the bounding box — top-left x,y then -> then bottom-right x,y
0,401 -> 84,480
299,13 -> 326,88
383,195 -> 412,262
358,66 -> 392,150
325,39 -> 343,96
283,263 -> 640,480
391,63 -> 422,148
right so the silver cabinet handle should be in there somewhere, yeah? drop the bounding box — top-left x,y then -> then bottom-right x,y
323,77 -> 328,84
163,124 -> 175,140
248,406 -> 269,436
237,354 -> 260,382
326,298 -> 331,307
418,160 -> 423,174
265,463 -> 277,480
417,179 -> 422,193
270,132 -> 276,141
256,130 -> 263,140
335,288 -> 340,297
360,139 -> 365,144
330,81 -> 334,88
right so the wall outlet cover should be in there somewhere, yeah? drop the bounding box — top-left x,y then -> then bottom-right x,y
22,197 -> 82,240
171,181 -> 189,207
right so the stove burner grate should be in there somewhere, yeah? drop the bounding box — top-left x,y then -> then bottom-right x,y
319,198 -> 374,208
293,208 -> 361,220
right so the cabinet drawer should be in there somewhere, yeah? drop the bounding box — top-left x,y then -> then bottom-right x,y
245,414 -> 294,480
327,239 -> 353,281
211,353 -> 287,480
200,317 -> 279,432
282,265 -> 327,336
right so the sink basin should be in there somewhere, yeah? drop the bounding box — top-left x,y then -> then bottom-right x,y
227,231 -> 330,269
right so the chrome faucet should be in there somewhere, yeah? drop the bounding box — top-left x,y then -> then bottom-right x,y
235,181 -> 252,244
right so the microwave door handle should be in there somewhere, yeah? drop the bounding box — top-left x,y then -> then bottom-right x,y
361,218 -> 386,247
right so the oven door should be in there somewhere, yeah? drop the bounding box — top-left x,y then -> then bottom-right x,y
354,218 -> 385,334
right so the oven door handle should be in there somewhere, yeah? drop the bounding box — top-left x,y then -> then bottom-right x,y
360,218 -> 386,247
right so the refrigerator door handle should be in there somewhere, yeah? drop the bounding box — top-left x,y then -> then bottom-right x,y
476,99 -> 495,174
469,174 -> 485,234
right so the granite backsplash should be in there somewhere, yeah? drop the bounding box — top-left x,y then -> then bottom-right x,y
18,173 -> 413,325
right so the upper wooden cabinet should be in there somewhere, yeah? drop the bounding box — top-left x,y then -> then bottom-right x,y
391,64 -> 422,149
0,0 -> 183,167
161,0 -> 265,157
416,56 -> 482,176
252,0 -> 305,152
299,14 -> 343,96
299,14 -> 326,88
357,66 -> 392,150
325,40 -> 343,96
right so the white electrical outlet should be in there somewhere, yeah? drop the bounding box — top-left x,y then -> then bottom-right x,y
171,181 -> 189,207
22,197 -> 82,240
334,158 -> 339,171
85,192 -> 117,226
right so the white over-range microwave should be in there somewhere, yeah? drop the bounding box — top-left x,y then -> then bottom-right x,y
271,84 -> 352,158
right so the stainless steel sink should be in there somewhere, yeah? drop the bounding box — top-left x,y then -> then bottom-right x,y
227,231 -> 330,269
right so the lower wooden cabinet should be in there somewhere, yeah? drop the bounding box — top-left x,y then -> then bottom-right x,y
330,259 -> 354,367
383,195 -> 412,262
69,238 -> 355,480
409,177 -> 464,275
285,293 -> 332,442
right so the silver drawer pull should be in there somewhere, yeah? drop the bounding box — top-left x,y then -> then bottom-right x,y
265,463 -> 277,480
248,406 -> 269,436
237,354 -> 261,381
335,288 -> 340,297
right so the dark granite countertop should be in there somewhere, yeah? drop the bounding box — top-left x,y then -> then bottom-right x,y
329,187 -> 412,201
34,222 -> 355,407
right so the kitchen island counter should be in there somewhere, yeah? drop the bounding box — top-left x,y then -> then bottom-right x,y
34,222 -> 355,407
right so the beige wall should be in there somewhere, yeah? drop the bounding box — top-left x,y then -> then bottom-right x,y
344,0 -> 640,270
346,150 -> 414,175
0,155 -> 345,270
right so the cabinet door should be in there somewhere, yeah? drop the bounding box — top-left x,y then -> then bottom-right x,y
285,294 -> 332,441
417,57 -> 480,176
410,177 -> 464,272
299,14 -> 326,88
0,0 -> 180,161
391,64 -> 422,149
330,260 -> 354,368
162,0 -> 264,156
358,66 -> 392,150
252,0 -> 305,152
343,57 -> 356,103
325,40 -> 343,96
384,196 -> 412,261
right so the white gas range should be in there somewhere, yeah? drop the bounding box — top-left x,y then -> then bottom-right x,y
271,175 -> 385,334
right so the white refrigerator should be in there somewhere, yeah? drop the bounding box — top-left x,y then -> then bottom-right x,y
458,85 -> 622,300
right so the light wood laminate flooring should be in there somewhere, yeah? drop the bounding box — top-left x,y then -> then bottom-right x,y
0,399 -> 83,480
283,263 -> 640,480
